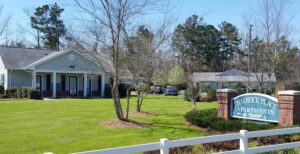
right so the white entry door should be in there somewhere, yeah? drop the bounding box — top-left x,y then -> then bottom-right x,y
69,76 -> 77,96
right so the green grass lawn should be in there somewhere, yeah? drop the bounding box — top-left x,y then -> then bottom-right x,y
0,95 -> 217,154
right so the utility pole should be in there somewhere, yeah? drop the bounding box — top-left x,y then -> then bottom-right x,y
247,25 -> 253,93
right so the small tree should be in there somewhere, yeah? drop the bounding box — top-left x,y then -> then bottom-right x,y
152,68 -> 168,86
136,83 -> 149,112
168,65 -> 184,86
185,85 -> 200,110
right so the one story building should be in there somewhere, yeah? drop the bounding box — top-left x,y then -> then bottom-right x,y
193,69 -> 276,89
0,47 -> 113,98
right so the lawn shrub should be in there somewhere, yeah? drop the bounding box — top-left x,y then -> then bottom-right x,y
29,89 -> 40,99
183,85 -> 200,102
0,85 -> 4,94
176,82 -> 187,91
21,87 -> 28,98
201,85 -> 216,101
184,109 -> 275,132
0,94 -> 8,98
104,83 -> 130,98
118,83 -> 129,98
16,87 -> 22,99
104,84 -> 112,98
6,88 -> 17,98
8,87 -> 40,99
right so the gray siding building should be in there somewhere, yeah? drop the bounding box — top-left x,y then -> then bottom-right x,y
0,47 -> 112,98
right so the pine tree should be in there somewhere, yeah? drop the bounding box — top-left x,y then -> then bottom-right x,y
31,3 -> 65,50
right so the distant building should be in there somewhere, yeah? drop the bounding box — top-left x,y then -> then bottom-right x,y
193,69 -> 276,89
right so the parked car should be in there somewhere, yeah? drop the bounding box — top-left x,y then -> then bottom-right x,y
150,85 -> 164,94
164,86 -> 178,96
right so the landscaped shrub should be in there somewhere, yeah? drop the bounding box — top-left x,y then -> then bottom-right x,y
176,82 -> 187,91
118,83 -> 129,98
0,94 -> 8,98
0,85 -> 4,94
104,83 -> 129,98
29,89 -> 40,99
184,85 -> 200,102
104,84 -> 112,98
201,85 -> 216,101
6,88 -> 17,98
16,87 -> 22,99
184,109 -> 275,132
21,87 -> 29,98
228,82 -> 246,95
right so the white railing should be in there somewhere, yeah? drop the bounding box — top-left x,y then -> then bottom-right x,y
71,127 -> 300,154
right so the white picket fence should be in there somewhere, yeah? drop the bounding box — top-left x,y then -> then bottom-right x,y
71,127 -> 300,154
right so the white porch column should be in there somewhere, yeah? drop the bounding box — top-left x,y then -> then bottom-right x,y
84,73 -> 87,97
101,74 -> 105,97
52,72 -> 56,98
32,69 -> 36,89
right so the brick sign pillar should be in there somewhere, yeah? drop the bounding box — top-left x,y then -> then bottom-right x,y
216,89 -> 237,120
278,90 -> 300,126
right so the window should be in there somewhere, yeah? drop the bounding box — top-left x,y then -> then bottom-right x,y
61,75 -> 65,91
46,74 -> 51,90
0,74 -> 4,85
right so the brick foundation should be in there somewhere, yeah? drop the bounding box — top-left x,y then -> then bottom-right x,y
278,91 -> 300,126
216,89 -> 237,120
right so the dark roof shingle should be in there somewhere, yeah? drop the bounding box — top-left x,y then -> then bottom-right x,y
0,47 -> 55,69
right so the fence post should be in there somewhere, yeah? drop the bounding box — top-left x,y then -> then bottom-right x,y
160,138 -> 169,154
240,130 -> 248,154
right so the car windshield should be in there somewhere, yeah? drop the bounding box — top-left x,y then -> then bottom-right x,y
167,86 -> 177,90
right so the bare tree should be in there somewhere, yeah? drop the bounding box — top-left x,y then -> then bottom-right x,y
0,5 -> 11,45
244,0 -> 295,92
73,0 -> 171,121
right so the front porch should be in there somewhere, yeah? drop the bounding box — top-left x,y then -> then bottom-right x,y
32,71 -> 105,98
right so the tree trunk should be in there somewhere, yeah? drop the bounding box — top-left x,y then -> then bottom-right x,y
111,76 -> 124,120
192,100 -> 196,111
125,88 -> 130,120
136,91 -> 141,112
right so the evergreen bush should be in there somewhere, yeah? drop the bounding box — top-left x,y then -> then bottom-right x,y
184,109 -> 275,132
16,87 -> 22,99
0,85 -> 4,94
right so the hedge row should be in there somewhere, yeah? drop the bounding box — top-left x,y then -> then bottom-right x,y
184,109 -> 275,132
6,87 -> 40,99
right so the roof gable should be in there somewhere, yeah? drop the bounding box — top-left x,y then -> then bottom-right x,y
28,50 -> 106,73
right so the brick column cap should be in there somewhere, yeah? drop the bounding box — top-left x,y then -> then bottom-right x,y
217,88 -> 237,93
278,90 -> 300,96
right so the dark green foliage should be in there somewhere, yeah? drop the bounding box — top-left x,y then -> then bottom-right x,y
0,85 -> 4,94
9,87 -> 40,99
21,87 -> 28,98
118,83 -> 129,98
104,83 -> 128,98
228,82 -> 246,95
176,83 -> 187,91
0,94 -> 8,98
104,84 -> 112,98
172,15 -> 240,72
16,87 -> 22,99
29,89 -> 40,99
30,3 -> 65,50
184,109 -> 275,132
201,85 -> 216,101
6,88 -> 17,98
184,85 -> 200,102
